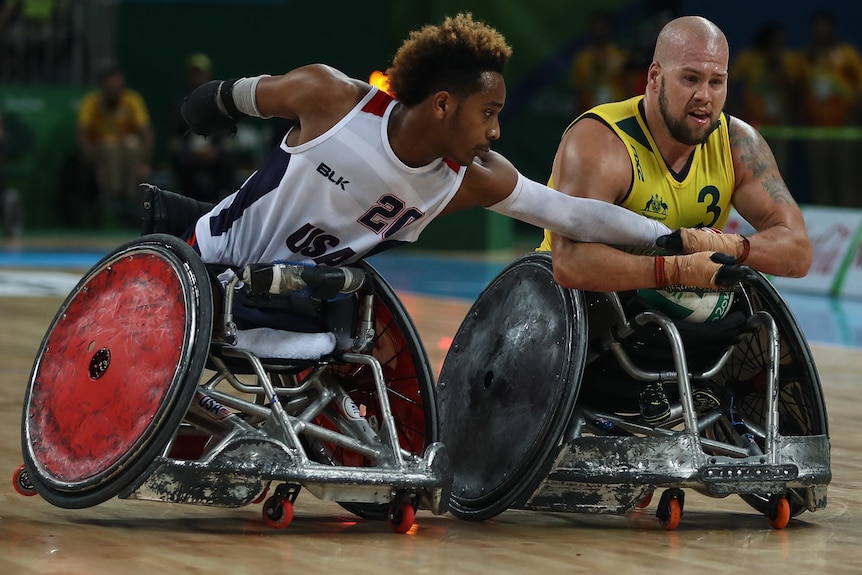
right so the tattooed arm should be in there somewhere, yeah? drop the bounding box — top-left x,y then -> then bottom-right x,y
726,116 -> 812,277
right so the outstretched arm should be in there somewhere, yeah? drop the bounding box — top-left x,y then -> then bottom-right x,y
454,150 -> 670,251
476,161 -> 749,288
486,169 -> 672,251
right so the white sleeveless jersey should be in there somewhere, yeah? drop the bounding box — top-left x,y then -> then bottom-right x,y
192,87 -> 466,267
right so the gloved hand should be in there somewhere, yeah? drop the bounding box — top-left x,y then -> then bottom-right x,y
655,251 -> 758,289
656,227 -> 750,262
181,79 -> 240,138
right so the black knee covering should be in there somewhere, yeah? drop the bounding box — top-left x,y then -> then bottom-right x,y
140,184 -> 215,237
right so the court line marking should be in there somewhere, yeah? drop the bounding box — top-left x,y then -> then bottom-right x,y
0,270 -> 80,297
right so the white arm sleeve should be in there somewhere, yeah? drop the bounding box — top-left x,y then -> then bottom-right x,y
487,172 -> 672,251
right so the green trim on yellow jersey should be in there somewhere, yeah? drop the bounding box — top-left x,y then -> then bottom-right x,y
538,95 -> 735,252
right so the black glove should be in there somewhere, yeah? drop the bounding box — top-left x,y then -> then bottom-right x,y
655,229 -> 683,253
181,79 -> 240,138
711,252 -> 759,287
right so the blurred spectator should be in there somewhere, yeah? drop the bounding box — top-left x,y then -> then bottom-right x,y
568,11 -> 628,114
77,62 -> 153,227
0,0 -> 58,83
796,11 -> 862,207
0,0 -> 16,35
0,113 -> 23,238
0,113 -> 4,205
167,53 -> 235,203
728,23 -> 799,172
622,0 -> 678,97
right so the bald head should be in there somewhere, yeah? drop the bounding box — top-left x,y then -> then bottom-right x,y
653,16 -> 728,68
643,16 -> 729,148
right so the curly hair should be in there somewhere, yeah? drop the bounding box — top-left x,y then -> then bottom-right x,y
386,13 -> 513,106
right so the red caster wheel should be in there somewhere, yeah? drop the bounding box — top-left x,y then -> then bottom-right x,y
390,501 -> 416,534
12,465 -> 38,497
636,490 -> 654,509
262,496 -> 294,529
656,488 -> 684,530
767,496 -> 791,529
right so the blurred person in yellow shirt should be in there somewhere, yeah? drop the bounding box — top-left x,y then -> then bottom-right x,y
795,11 -> 862,207
728,23 -> 800,174
569,11 -> 628,114
77,62 -> 153,226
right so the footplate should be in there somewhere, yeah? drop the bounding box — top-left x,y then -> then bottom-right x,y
699,464 -> 798,496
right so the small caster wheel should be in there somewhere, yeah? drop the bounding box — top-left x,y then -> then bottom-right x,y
656,488 -> 685,530
12,465 -> 38,497
636,490 -> 654,509
390,501 -> 416,534
767,495 -> 791,529
262,496 -> 294,529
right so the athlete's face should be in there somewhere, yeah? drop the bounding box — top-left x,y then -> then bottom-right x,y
655,53 -> 727,146
445,72 -> 505,165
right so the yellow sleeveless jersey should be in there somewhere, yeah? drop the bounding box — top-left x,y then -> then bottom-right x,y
538,95 -> 735,251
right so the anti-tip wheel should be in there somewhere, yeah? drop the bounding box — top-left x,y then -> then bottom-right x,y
768,495 -> 791,529
12,464 -> 38,497
656,488 -> 685,531
262,496 -> 295,529
390,501 -> 416,534
636,490 -> 654,509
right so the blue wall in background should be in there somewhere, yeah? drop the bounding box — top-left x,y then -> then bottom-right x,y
679,0 -> 862,51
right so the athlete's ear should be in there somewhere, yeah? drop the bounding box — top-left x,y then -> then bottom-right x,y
647,62 -> 661,88
432,91 -> 451,118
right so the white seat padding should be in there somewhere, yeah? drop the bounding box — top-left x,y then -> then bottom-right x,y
233,327 -> 337,360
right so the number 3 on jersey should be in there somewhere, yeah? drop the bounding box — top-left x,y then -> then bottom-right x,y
698,185 -> 722,228
358,194 -> 425,239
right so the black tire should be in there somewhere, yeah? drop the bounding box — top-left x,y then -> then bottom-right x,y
437,252 -> 587,521
21,234 -> 213,509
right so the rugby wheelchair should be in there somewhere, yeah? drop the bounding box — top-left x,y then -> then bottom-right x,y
13,185 -> 450,533
437,252 -> 830,530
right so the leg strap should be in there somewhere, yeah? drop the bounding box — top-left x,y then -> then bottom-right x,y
140,183 -> 216,236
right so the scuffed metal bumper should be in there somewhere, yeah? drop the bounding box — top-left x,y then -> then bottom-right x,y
515,434 -> 830,514
121,435 -> 452,515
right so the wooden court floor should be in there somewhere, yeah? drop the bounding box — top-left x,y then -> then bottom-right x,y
1,288 -> 861,574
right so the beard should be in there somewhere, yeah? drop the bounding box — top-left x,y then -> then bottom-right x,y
658,77 -> 720,146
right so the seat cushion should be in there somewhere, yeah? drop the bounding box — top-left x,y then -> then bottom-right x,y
233,327 -> 337,360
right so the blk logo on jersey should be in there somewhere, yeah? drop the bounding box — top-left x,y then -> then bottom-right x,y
317,162 -> 349,190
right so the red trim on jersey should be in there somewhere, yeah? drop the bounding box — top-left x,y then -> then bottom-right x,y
361,90 -> 394,117
442,158 -> 460,172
